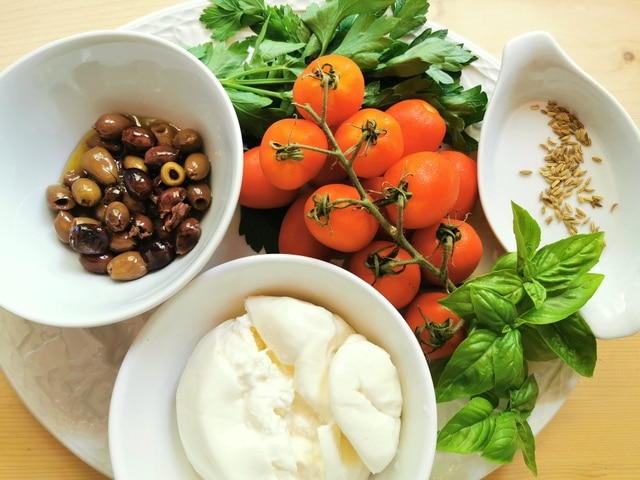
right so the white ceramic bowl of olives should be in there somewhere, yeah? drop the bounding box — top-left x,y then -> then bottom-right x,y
0,30 -> 243,327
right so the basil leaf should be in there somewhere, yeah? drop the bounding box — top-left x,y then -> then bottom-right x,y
436,396 -> 495,454
523,278 -> 546,309
440,270 -> 524,319
535,312 -> 597,377
436,329 -> 498,402
516,419 -> 538,475
531,231 -> 605,293
509,375 -> 539,417
519,273 -> 604,325
469,285 -> 516,332
482,411 -> 518,464
493,329 -> 525,393
511,202 -> 541,271
490,251 -> 516,272
520,324 -> 558,362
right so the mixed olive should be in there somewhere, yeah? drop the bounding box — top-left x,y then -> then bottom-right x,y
45,113 -> 212,281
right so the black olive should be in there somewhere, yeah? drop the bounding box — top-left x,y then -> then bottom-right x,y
68,223 -> 110,255
139,240 -> 176,271
123,168 -> 153,201
175,218 -> 201,255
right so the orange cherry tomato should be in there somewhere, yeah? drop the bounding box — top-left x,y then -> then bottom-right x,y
348,240 -> 421,309
382,151 -> 459,230
292,54 -> 365,127
278,191 -> 336,261
303,183 -> 378,253
404,291 -> 466,360
239,146 -> 298,209
259,118 -> 328,190
411,217 -> 483,286
386,98 -> 447,154
439,149 -> 479,218
334,108 -> 404,178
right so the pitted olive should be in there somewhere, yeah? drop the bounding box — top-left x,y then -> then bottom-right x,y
156,187 -> 187,213
139,239 -> 175,271
71,178 -> 102,207
62,168 -> 86,188
104,201 -> 131,232
46,184 -> 76,211
183,152 -> 210,181
172,128 -> 203,154
186,182 -> 212,211
93,113 -> 134,140
53,211 -> 74,243
150,122 -> 177,146
175,218 -> 201,255
123,168 -> 153,201
107,251 -> 148,281
144,145 -> 179,168
109,231 -> 137,253
160,161 -> 186,186
80,146 -> 120,185
79,253 -> 114,274
68,222 -> 110,255
129,213 -> 154,239
122,126 -> 156,151
123,155 -> 148,172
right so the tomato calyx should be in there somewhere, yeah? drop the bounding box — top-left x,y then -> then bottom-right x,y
310,62 -> 341,91
306,192 -> 364,229
413,306 -> 465,356
269,140 -> 305,162
344,118 -> 388,159
364,243 -> 411,284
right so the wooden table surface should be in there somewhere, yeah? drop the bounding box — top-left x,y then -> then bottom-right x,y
1,1 -> 639,478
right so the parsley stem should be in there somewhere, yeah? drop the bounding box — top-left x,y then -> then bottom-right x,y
221,82 -> 289,100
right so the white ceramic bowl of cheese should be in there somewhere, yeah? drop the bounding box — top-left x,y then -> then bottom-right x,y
108,254 -> 437,479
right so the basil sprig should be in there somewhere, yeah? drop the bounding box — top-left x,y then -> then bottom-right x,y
435,202 -> 604,474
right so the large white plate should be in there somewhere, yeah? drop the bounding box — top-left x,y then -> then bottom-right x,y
0,1 -> 578,478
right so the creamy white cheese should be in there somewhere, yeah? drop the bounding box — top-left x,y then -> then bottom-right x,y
175,296 -> 402,479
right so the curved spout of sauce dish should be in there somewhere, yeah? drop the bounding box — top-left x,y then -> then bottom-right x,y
477,31 -> 640,339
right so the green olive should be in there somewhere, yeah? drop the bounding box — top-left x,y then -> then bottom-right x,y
62,168 -> 86,188
107,251 -> 148,281
172,128 -> 202,154
46,184 -> 76,211
71,178 -> 103,207
80,146 -> 119,185
186,182 -> 212,211
150,122 -> 177,146
93,113 -> 134,140
183,152 -> 210,181
104,201 -> 131,232
123,155 -> 148,172
53,211 -> 74,243
160,161 -> 186,186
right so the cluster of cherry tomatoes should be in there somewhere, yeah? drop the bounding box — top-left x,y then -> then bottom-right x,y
239,54 -> 483,360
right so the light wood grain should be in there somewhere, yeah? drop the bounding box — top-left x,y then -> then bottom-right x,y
1,1 -> 639,478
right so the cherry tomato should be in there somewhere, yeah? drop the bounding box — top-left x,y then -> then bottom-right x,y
259,118 -> 328,190
439,149 -> 479,218
278,191 -> 336,261
411,217 -> 483,285
292,54 -> 365,127
386,98 -> 447,154
382,151 -> 460,230
239,146 -> 298,209
348,240 -> 421,309
334,108 -> 404,178
404,291 -> 466,360
304,183 -> 378,253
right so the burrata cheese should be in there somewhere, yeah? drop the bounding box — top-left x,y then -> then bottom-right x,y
175,296 -> 402,479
